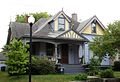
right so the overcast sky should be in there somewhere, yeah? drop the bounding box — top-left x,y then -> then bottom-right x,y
0,0 -> 120,51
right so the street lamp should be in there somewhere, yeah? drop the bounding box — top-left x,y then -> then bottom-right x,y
28,15 -> 35,82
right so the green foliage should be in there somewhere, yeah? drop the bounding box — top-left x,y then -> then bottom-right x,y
15,12 -> 51,23
16,14 -> 26,23
108,21 -> 120,50
114,61 -> 120,71
99,68 -> 114,78
74,73 -> 88,81
90,21 -> 120,63
3,38 -> 29,76
31,56 -> 56,75
88,57 -> 100,76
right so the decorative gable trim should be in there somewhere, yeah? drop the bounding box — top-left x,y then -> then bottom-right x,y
61,30 -> 81,39
79,15 -> 106,33
57,29 -> 88,41
54,11 -> 71,22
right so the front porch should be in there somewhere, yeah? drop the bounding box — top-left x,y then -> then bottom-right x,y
23,36 -> 87,73
27,39 -> 86,65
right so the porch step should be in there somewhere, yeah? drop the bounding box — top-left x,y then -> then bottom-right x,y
62,64 -> 85,74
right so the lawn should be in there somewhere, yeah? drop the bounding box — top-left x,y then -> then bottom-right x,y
0,72 -> 120,82
114,71 -> 120,77
0,72 -> 75,82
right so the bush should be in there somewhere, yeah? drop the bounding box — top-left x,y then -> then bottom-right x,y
88,57 -> 100,76
74,73 -> 88,81
31,56 -> 56,75
99,68 -> 114,78
114,61 -> 120,71
3,39 -> 29,76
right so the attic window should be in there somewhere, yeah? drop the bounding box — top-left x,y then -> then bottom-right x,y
50,22 -> 54,31
58,16 -> 65,31
91,20 -> 96,33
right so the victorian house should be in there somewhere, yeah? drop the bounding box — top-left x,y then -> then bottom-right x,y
7,10 -> 107,73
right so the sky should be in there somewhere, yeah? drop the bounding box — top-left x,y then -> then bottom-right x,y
0,0 -> 120,51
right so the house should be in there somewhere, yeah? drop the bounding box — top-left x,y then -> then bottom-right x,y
0,52 -> 6,71
7,10 -> 107,73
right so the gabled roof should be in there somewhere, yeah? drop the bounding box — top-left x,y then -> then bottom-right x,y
31,28 -> 88,41
8,11 -> 105,43
34,10 -> 71,34
76,15 -> 106,33
8,18 -> 48,42
9,22 -> 30,39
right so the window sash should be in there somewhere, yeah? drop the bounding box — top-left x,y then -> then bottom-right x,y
91,23 -> 96,33
58,17 -> 65,31
92,26 -> 96,33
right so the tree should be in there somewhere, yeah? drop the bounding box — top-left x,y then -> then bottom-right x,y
88,57 -> 100,75
3,39 -> 29,76
90,21 -> 120,64
107,21 -> 120,51
15,12 -> 51,23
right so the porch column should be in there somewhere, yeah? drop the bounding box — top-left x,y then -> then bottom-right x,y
55,44 -> 58,64
78,44 -> 83,63
82,43 -> 85,64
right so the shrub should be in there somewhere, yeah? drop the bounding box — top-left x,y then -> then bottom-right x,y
88,57 -> 100,76
3,39 -> 29,76
31,56 -> 56,75
99,68 -> 114,78
114,61 -> 120,71
74,73 -> 88,81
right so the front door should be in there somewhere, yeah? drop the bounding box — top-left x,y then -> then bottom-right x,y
61,44 -> 68,64
69,44 -> 79,64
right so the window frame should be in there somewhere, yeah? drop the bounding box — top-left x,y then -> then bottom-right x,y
58,16 -> 65,31
91,22 -> 96,33
49,21 -> 54,32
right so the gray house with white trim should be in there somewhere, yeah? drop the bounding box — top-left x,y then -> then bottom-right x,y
7,10 -> 108,73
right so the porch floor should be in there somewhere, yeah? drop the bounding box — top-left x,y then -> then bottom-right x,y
62,64 -> 85,74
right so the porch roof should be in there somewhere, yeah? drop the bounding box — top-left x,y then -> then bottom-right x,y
23,35 -> 88,45
23,29 -> 89,42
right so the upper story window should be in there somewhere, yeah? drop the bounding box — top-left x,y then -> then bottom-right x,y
50,22 -> 54,32
58,15 -> 65,31
91,20 -> 96,33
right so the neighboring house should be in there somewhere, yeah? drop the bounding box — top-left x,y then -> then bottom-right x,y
7,10 -> 107,73
0,52 -> 6,71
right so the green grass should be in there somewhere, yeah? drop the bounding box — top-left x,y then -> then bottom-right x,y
114,71 -> 120,77
0,72 -> 75,82
0,71 -> 120,82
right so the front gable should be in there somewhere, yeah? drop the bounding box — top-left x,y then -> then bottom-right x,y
54,13 -> 70,32
34,11 -> 71,34
82,22 -> 104,35
58,30 -> 86,40
80,16 -> 105,35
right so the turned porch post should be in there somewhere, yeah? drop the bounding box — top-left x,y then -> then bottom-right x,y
78,44 -> 83,63
55,44 -> 58,64
82,43 -> 85,64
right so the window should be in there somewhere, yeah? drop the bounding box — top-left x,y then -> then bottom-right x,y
50,22 -> 54,31
91,22 -> 96,33
58,16 -> 65,31
46,43 -> 54,56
